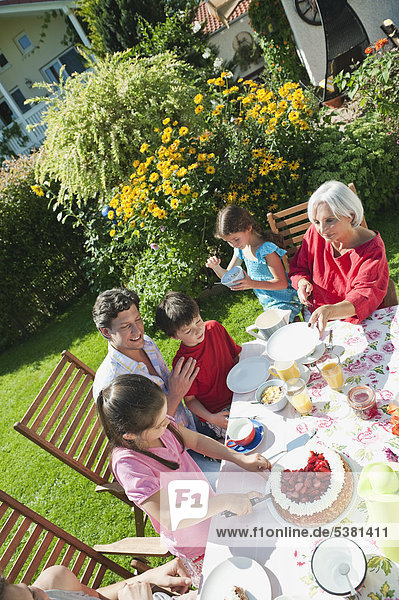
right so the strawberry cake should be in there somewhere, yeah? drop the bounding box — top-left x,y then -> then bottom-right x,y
270,443 -> 354,526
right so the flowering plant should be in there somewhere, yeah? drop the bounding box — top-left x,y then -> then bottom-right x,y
335,40 -> 399,141
105,73 -> 315,248
101,72 -> 316,323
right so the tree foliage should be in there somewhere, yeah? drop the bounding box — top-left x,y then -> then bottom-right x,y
34,52 -> 205,205
77,0 -> 165,55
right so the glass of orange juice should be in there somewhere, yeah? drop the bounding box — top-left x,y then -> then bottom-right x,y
316,351 -> 344,390
283,377 -> 312,415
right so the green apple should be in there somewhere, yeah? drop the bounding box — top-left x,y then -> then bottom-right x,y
369,464 -> 399,494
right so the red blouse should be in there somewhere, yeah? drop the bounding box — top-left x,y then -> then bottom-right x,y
289,225 -> 389,323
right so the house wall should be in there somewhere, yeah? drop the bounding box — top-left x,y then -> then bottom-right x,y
0,13 -> 71,106
209,14 -> 264,77
281,0 -> 399,85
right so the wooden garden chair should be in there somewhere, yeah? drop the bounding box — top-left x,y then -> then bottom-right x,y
13,350 -> 148,536
267,183 -> 398,307
0,488 -> 169,584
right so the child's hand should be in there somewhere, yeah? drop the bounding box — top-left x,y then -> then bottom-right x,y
206,255 -> 221,270
230,270 -> 253,290
223,490 -> 263,516
236,452 -> 271,472
210,408 -> 229,429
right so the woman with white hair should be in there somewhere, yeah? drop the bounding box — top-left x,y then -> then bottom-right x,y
289,180 -> 389,333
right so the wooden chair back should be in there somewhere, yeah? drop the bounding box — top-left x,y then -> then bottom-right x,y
13,350 -> 146,536
267,183 -> 365,270
0,488 -> 134,586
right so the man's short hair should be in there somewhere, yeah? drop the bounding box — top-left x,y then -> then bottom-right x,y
92,288 -> 140,330
156,292 -> 199,337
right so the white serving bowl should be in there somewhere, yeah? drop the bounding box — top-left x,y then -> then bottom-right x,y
221,266 -> 245,288
255,379 -> 287,412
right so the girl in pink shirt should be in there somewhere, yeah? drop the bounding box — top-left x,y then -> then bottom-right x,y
97,374 -> 270,587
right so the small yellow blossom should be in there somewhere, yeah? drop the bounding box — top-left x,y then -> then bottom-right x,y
110,229 -> 116,237
140,143 -> 149,153
194,93 -> 203,104
195,105 -> 204,114
179,126 -> 188,136
31,185 -> 44,196
108,210 -> 115,220
206,166 -> 215,174
162,118 -> 171,125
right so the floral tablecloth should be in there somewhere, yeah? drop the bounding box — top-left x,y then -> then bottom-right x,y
199,306 -> 399,599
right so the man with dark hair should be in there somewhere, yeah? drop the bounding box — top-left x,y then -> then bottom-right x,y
92,288 -> 198,430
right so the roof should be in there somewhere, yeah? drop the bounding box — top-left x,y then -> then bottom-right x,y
195,0 -> 251,35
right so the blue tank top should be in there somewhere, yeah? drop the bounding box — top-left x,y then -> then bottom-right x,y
235,241 -> 301,320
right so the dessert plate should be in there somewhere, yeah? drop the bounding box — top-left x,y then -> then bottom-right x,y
226,419 -> 264,453
226,356 -> 270,393
266,322 -> 320,362
200,555 -> 271,600
297,342 -> 325,365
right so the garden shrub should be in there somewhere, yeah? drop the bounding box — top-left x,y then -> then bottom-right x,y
98,73 -> 318,324
308,115 -> 399,216
34,52 -> 206,204
335,40 -> 399,142
248,0 -> 308,87
0,154 -> 86,351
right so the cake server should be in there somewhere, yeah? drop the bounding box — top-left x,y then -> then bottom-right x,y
266,429 -> 316,462
222,494 -> 269,518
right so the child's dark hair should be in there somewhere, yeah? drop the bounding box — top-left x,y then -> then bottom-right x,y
156,292 -> 200,338
0,573 -> 7,600
215,204 -> 282,245
97,374 -> 184,470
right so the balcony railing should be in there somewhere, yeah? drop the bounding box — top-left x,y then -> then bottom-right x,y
1,101 -> 47,156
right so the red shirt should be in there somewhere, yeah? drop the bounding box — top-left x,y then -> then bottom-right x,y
172,320 -> 241,417
289,225 -> 389,323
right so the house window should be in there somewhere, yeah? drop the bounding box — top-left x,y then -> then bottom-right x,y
42,47 -> 86,83
15,32 -> 34,54
10,88 -> 30,114
0,100 -> 13,126
0,51 -> 10,72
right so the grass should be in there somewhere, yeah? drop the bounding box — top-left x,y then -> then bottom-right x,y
1,209 -> 398,581
0,287 -> 261,579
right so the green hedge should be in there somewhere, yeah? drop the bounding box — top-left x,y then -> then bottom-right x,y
0,154 -> 87,351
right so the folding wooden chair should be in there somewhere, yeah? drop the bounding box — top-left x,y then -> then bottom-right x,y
0,488 -> 134,585
267,183 -> 398,306
13,350 -> 148,536
0,488 -> 168,585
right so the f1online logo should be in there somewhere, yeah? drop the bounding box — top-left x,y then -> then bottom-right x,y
168,480 -> 209,531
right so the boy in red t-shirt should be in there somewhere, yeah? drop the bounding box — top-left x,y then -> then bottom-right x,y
156,291 -> 241,440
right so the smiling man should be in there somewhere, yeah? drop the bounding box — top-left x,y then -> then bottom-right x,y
92,288 -> 198,429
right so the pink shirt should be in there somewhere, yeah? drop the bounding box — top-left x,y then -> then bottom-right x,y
111,419 -> 211,558
289,225 -> 389,323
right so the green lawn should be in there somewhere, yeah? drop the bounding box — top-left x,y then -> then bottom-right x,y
1,210 -> 398,579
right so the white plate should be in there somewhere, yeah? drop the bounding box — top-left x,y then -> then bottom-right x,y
312,538 -> 367,595
298,342 -> 326,365
226,356 -> 270,393
266,448 -> 359,529
200,556 -> 271,600
266,322 -> 320,362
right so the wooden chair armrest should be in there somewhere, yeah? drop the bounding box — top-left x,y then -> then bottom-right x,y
94,537 -> 169,557
95,482 -> 126,496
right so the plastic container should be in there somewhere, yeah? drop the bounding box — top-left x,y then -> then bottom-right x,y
347,385 -> 378,420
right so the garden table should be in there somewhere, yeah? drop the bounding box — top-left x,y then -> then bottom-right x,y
199,306 -> 399,599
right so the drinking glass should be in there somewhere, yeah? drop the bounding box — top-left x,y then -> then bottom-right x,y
284,377 -> 312,415
316,351 -> 344,390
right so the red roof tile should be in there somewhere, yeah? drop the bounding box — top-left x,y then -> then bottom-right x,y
195,0 -> 251,35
